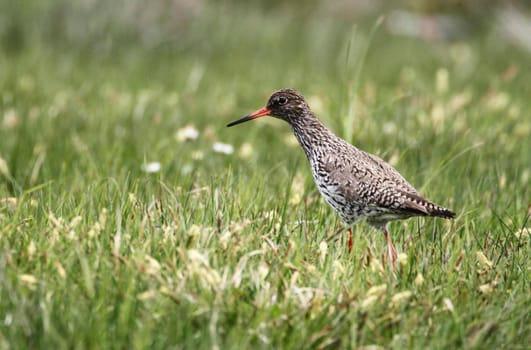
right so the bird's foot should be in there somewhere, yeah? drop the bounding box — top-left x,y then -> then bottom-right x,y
388,243 -> 397,271
384,229 -> 397,271
347,227 -> 353,253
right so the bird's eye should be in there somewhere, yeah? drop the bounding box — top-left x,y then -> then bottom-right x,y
277,96 -> 288,105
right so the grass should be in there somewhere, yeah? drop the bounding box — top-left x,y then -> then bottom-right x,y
0,1 -> 530,349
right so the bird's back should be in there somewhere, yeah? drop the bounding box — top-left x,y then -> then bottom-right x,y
307,133 -> 454,225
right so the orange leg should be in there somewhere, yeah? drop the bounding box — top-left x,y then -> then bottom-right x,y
384,229 -> 397,270
347,227 -> 353,253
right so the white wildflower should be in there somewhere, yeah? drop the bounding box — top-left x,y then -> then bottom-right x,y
141,162 -> 161,173
212,142 -> 234,155
175,125 -> 199,142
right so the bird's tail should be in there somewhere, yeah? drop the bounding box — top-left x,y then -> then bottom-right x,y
399,190 -> 456,219
427,203 -> 455,219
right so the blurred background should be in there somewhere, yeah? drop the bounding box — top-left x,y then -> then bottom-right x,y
2,0 -> 531,52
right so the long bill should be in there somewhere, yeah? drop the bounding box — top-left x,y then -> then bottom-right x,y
226,107 -> 271,127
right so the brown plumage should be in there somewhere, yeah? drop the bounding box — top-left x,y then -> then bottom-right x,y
227,88 -> 455,268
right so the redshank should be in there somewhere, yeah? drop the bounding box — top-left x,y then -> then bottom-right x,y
227,88 -> 455,268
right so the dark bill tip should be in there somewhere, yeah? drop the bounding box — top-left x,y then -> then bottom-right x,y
227,115 -> 254,127
226,107 -> 270,127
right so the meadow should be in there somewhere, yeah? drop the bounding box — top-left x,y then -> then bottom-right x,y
0,1 -> 529,349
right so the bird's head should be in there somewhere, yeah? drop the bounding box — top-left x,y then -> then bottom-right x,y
227,88 -> 310,127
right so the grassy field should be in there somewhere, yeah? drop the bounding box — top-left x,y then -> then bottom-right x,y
0,1 -> 530,349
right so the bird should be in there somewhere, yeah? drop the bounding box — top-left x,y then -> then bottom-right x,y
227,88 -> 455,269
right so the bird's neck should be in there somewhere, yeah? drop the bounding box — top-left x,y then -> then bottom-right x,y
289,113 -> 333,159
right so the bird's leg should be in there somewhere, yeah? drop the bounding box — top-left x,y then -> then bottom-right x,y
347,227 -> 353,253
384,229 -> 397,270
